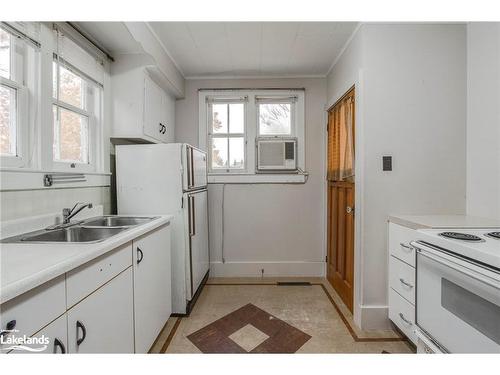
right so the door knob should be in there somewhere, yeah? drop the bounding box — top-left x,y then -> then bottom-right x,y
346,206 -> 354,214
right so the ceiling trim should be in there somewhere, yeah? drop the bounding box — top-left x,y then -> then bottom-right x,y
145,22 -> 186,78
326,22 -> 363,77
185,74 -> 327,80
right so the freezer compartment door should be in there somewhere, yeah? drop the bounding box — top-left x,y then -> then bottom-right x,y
187,189 -> 209,299
183,144 -> 207,191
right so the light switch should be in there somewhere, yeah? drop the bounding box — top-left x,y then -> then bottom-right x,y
383,156 -> 392,171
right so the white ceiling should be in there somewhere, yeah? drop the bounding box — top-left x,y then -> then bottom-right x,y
148,22 -> 358,78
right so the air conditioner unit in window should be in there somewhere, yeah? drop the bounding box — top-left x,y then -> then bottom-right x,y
256,138 -> 298,172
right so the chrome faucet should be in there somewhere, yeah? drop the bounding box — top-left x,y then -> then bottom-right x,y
62,202 -> 93,224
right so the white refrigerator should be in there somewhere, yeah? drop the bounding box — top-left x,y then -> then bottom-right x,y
116,143 -> 209,314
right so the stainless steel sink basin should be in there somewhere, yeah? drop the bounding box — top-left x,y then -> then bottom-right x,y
81,216 -> 156,228
3,227 -> 126,243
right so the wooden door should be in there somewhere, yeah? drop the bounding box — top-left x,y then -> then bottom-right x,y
327,87 -> 355,312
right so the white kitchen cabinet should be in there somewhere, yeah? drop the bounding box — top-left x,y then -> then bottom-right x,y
67,268 -> 134,353
388,222 -> 418,345
0,275 -> 66,352
8,314 -> 69,354
111,56 -> 175,144
133,224 -> 172,353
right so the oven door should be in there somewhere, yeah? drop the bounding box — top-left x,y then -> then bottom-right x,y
413,241 -> 500,353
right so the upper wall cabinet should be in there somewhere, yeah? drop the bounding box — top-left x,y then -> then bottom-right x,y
111,55 -> 175,144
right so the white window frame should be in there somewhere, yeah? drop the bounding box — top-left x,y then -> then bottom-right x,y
0,26 -> 33,168
206,97 -> 247,174
51,57 -> 103,173
199,89 -> 306,184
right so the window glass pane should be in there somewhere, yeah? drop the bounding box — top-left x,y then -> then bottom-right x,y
211,137 -> 228,169
212,104 -> 228,134
229,103 -> 244,133
0,29 -> 10,79
53,106 -> 89,164
259,103 -> 291,135
58,65 -> 86,109
0,85 -> 17,155
229,137 -> 244,169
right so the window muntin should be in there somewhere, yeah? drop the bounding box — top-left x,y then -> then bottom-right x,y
209,102 -> 245,171
258,102 -> 292,136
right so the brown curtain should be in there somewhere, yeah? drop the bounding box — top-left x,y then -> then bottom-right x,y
328,91 -> 355,182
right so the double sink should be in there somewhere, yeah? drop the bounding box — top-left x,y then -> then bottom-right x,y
2,216 -> 157,244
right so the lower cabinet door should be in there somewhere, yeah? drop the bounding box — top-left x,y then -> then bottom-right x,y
8,314 -> 68,354
133,225 -> 172,353
67,268 -> 134,353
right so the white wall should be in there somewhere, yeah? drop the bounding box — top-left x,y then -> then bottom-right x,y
1,187 -> 111,222
327,23 -> 467,328
466,23 -> 500,220
176,78 -> 327,276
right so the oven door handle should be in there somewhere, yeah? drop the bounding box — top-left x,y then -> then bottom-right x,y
411,241 -> 500,290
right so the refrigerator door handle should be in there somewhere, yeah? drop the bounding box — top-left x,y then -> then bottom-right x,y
190,147 -> 195,189
186,145 -> 193,189
189,195 -> 195,236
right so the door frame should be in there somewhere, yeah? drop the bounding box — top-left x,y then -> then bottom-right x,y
324,81 -> 364,328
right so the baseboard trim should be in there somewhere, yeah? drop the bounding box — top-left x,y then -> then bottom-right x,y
210,261 -> 324,277
359,304 -> 392,330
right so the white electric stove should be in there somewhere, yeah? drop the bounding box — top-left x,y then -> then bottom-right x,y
411,228 -> 500,353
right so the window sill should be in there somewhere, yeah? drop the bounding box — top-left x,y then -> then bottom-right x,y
208,173 -> 307,184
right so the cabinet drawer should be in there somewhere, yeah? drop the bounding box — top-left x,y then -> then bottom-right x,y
389,288 -> 417,344
0,275 -> 66,351
389,256 -> 415,305
388,223 -> 417,266
66,242 -> 132,308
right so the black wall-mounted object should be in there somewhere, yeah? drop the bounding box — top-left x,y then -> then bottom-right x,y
383,156 -> 392,171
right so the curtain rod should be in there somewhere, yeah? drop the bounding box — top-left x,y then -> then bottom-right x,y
198,88 -> 305,91
66,22 -> 115,62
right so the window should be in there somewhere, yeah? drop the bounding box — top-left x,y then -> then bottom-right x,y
0,25 -> 34,168
258,102 -> 293,136
52,60 -> 94,165
208,100 -> 246,172
51,25 -> 104,171
199,90 -> 306,183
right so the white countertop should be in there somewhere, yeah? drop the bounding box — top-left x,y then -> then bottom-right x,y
0,215 -> 172,304
388,214 -> 500,230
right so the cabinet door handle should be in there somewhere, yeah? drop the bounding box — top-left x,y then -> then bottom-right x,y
76,320 -> 86,346
399,243 -> 413,252
399,278 -> 414,288
398,312 -> 412,325
0,319 -> 16,338
137,247 -> 144,264
54,338 -> 66,354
